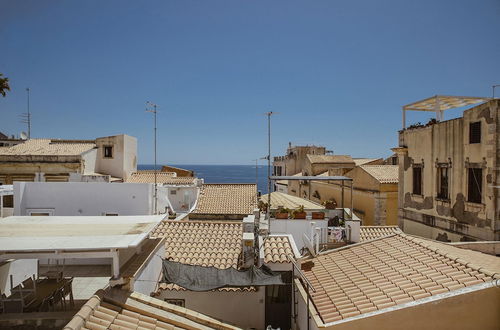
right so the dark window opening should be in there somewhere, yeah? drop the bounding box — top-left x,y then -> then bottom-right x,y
437,167 -> 449,200
469,121 -> 481,144
467,168 -> 482,203
412,167 -> 422,195
104,146 -> 113,158
164,299 -> 185,307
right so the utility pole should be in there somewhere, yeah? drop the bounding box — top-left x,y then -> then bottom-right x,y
265,111 -> 275,223
146,101 -> 158,215
20,88 -> 31,139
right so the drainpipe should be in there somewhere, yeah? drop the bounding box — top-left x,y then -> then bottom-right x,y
315,227 -> 320,254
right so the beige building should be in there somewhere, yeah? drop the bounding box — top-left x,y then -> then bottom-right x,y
0,134 -> 137,184
273,143 -> 327,177
394,96 -> 499,241
288,165 -> 399,225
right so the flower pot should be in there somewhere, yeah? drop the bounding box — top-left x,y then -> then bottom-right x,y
293,212 -> 307,219
276,212 -> 289,219
312,212 -> 325,219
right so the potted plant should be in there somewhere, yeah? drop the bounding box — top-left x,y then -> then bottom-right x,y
276,207 -> 290,219
322,199 -> 337,210
258,200 -> 268,213
292,205 -> 307,219
312,211 -> 325,219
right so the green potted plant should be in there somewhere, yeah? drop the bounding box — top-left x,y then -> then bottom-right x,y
276,207 -> 290,219
322,199 -> 337,210
311,210 -> 325,219
292,205 -> 307,219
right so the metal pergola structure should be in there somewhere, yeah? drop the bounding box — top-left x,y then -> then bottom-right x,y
402,95 -> 491,129
269,176 -> 354,220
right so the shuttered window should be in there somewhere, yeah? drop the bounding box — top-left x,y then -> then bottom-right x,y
469,121 -> 481,144
467,168 -> 482,203
437,167 -> 449,200
412,167 -> 422,195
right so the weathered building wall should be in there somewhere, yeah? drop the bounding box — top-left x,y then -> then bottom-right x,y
95,134 -> 137,180
288,171 -> 398,226
157,288 -> 265,329
0,162 -> 83,184
397,100 -> 499,241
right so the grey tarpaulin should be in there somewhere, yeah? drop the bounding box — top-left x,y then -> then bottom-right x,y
161,259 -> 285,291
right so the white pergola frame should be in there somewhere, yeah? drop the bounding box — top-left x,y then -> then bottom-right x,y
402,95 -> 491,129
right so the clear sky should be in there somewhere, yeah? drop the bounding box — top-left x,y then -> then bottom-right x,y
1,0 -> 499,164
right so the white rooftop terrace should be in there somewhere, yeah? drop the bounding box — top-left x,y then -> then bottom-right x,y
0,215 -> 165,277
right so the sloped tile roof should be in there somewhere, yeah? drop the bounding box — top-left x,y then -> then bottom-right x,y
191,184 -> 257,215
0,139 -> 95,156
150,220 -> 242,269
64,289 -> 240,330
353,158 -> 382,166
360,165 -> 399,184
303,234 -> 499,324
360,226 -> 402,241
307,154 -> 354,164
263,236 -> 294,263
126,170 -> 196,185
260,192 -> 324,210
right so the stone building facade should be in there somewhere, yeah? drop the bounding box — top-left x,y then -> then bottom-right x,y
394,99 -> 499,241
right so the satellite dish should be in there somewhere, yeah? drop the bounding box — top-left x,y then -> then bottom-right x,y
20,132 -> 28,140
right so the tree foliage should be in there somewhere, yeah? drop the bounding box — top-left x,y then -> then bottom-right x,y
0,73 -> 10,97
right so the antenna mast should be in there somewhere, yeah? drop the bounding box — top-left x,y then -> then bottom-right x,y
146,101 -> 158,215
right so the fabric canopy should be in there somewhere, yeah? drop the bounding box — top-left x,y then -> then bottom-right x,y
162,259 -> 285,291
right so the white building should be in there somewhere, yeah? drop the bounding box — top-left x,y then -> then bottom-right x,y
14,182 -> 170,216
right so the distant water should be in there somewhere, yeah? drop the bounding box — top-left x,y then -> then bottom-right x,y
138,164 -> 270,194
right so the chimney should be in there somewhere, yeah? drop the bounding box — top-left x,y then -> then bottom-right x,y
241,232 -> 255,268
345,219 -> 361,243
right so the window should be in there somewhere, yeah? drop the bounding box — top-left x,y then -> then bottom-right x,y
164,299 -> 185,307
27,209 -> 54,216
103,146 -> 113,158
29,212 -> 50,216
170,190 -> 177,195
469,121 -> 481,144
437,167 -> 449,200
412,167 -> 422,195
467,168 -> 482,203
104,213 -> 118,216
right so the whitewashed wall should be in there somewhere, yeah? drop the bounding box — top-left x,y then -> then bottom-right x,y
158,288 -> 265,329
270,219 -> 328,251
131,243 -> 165,296
0,259 -> 38,296
165,186 -> 199,213
14,182 -> 168,216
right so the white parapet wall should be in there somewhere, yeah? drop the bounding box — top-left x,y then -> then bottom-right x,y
0,259 -> 38,296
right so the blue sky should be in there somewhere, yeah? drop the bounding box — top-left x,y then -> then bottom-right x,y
1,0 -> 499,164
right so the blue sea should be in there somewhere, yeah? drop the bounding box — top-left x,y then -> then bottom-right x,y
138,164 -> 270,194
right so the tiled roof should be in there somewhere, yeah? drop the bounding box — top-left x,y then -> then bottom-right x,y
307,154 -> 354,164
304,234 -> 499,324
191,184 -> 257,215
150,220 -> 242,269
353,158 -> 382,166
64,289 -> 240,330
360,165 -> 399,184
360,226 -> 401,241
263,236 -> 294,263
127,171 -> 196,185
0,139 -> 95,156
260,192 -> 324,210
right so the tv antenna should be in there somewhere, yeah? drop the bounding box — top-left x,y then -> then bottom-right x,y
19,88 -> 31,139
146,101 -> 159,215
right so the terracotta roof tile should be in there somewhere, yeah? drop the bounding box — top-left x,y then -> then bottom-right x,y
302,234 -> 499,323
127,171 -> 196,185
191,184 -> 257,215
307,154 -> 354,164
150,220 -> 242,269
63,290 -> 240,330
263,236 -> 294,263
0,139 -> 95,156
360,165 -> 399,184
360,226 -> 401,241
260,192 -> 324,210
